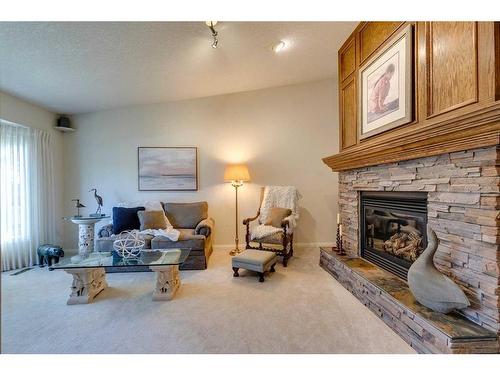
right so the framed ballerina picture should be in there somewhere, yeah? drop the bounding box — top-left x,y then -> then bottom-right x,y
359,25 -> 413,139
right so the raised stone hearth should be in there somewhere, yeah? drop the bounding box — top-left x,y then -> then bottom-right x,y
320,248 -> 499,353
336,145 -> 500,342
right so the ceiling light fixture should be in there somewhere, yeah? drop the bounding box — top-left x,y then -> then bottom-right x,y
272,40 -> 287,53
205,21 -> 219,49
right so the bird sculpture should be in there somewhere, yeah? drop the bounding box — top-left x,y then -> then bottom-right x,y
89,188 -> 103,215
407,225 -> 470,314
71,199 -> 85,217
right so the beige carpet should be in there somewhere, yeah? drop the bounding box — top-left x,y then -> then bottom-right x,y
1,247 -> 414,353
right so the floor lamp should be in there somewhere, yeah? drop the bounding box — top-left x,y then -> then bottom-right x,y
224,164 -> 250,256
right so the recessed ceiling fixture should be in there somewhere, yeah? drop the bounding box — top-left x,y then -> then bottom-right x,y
272,40 -> 287,53
205,21 -> 219,49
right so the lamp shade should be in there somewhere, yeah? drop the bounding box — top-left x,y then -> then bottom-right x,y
224,164 -> 250,182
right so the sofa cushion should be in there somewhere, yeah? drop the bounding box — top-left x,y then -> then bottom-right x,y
178,228 -> 196,237
138,210 -> 170,230
112,206 -> 145,234
96,234 -> 154,252
252,231 -> 284,245
162,202 -> 208,229
151,232 -> 206,254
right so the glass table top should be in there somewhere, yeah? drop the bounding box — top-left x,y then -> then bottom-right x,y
49,249 -> 191,270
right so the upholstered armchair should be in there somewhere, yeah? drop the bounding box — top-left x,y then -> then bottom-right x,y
243,186 -> 301,267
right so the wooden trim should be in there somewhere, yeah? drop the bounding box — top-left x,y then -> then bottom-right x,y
323,103 -> 500,171
329,21 -> 499,172
495,22 -> 500,101
341,75 -> 358,149
426,22 -> 479,118
478,22 -> 496,102
338,47 -> 345,150
339,37 -> 356,82
358,21 -> 405,66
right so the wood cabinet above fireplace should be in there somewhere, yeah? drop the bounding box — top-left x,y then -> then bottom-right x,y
325,21 -> 500,172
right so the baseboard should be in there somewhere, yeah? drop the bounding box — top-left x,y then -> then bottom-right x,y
294,242 -> 335,248
213,244 -> 237,251
213,242 -> 334,251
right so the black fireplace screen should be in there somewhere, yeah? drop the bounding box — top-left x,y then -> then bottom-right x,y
360,191 -> 427,280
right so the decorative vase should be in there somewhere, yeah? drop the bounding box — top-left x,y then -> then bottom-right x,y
407,225 -> 470,314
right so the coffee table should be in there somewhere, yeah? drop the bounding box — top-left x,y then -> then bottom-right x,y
50,249 -> 191,305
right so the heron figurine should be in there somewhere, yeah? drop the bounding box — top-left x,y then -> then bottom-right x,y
89,188 -> 103,215
71,199 -> 85,217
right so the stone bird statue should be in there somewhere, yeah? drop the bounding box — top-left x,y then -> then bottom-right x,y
71,199 -> 85,217
89,188 -> 103,215
408,225 -> 470,314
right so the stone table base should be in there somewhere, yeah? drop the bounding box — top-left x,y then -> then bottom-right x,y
149,265 -> 180,301
65,268 -> 107,305
62,265 -> 182,304
68,217 -> 107,257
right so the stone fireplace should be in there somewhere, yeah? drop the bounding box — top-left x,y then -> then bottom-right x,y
360,191 -> 427,280
338,146 -> 500,335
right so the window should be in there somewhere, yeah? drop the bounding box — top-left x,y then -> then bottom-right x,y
0,119 -> 56,271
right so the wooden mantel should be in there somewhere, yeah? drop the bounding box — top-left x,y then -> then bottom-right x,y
323,103 -> 500,171
324,21 -> 500,172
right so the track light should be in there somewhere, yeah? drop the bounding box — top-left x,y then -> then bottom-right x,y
205,21 -> 219,49
272,40 -> 287,53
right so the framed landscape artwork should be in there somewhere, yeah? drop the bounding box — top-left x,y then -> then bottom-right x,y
359,25 -> 413,139
138,147 -> 198,191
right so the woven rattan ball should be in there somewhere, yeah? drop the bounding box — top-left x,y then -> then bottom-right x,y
113,230 -> 145,258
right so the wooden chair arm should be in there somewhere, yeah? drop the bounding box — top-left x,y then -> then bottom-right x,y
281,218 -> 291,229
243,211 -> 260,225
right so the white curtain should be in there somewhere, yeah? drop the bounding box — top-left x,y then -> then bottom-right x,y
0,120 -> 56,271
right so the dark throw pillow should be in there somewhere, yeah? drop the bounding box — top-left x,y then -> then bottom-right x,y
112,206 -> 145,235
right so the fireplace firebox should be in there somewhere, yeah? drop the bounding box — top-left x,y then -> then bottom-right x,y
360,191 -> 427,280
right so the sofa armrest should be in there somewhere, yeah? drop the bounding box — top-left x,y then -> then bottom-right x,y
195,217 -> 215,237
98,224 -> 114,238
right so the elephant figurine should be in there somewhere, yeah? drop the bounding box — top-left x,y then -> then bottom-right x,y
37,244 -> 65,268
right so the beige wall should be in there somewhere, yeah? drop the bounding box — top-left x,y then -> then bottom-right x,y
0,91 -> 65,244
64,79 -> 340,248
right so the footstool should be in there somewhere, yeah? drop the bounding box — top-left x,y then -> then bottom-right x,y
232,250 -> 277,282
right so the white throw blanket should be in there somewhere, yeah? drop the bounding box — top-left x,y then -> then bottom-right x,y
250,186 -> 301,241
138,227 -> 180,242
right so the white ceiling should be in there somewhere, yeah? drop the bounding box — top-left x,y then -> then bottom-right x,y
0,22 -> 357,114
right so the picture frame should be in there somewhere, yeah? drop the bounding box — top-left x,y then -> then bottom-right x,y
137,147 -> 198,191
359,25 -> 413,140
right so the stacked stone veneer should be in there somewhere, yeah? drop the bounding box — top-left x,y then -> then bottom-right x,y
338,146 -> 500,334
319,249 -> 499,353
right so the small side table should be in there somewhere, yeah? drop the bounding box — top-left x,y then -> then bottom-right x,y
64,216 -> 110,257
